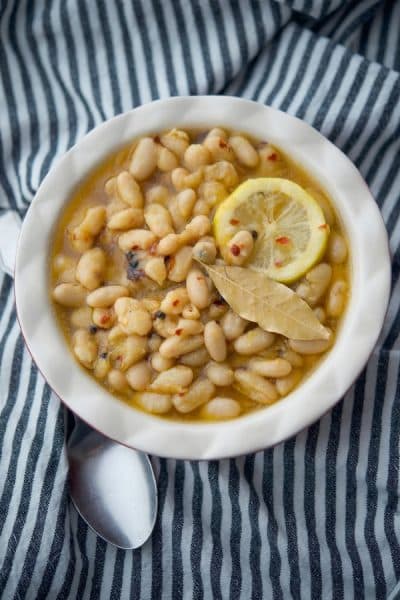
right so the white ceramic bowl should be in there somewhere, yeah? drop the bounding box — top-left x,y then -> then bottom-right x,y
15,96 -> 391,459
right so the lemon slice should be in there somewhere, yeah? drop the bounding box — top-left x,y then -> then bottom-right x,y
213,177 -> 329,283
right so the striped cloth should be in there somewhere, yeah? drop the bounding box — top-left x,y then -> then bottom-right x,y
1,1 -> 400,598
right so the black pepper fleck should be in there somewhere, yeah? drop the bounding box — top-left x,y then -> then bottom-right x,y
100,352 -> 108,359
251,230 -> 258,240
154,310 -> 166,320
89,325 -> 98,334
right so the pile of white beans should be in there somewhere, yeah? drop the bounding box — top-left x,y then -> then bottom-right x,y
51,127 -> 348,420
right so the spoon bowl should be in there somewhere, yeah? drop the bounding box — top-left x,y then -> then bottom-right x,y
68,416 -> 157,549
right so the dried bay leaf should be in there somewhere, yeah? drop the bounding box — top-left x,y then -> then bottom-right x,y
199,263 -> 330,341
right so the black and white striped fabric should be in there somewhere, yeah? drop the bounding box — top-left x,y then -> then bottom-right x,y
1,1 -> 400,598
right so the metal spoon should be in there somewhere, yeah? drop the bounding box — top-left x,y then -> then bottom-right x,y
67,415 -> 157,549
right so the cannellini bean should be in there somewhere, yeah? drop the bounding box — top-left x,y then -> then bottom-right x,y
53,254 -> 75,275
113,335 -> 147,371
205,127 -> 228,139
70,306 -> 93,328
183,215 -> 211,240
180,347 -> 210,367
204,161 -> 238,189
248,358 -> 292,378
135,392 -> 172,414
150,352 -> 175,372
94,354 -> 111,379
328,232 -> 347,264
184,144 -> 211,171
201,397 -> 241,419
171,167 -> 203,191
177,189 -> 197,219
226,230 -> 254,265
87,285 -> 129,308
174,318 -> 204,336
106,199 -> 128,219
118,229 -> 157,252
167,196 -> 186,232
193,199 -> 211,216
234,368 -> 278,404
144,257 -> 167,286
229,135 -> 259,167
126,361 -> 152,391
289,330 -> 333,355
73,329 -> 97,368
203,135 -> 235,162
92,307 -> 115,329
151,365 -> 193,393
160,128 -> 190,158
57,267 -> 76,284
107,324 -> 126,344
193,239 -> 216,264
108,208 -> 144,230
148,334 -> 162,352
159,334 -> 204,359
186,268 -> 212,309
276,370 -> 302,396
204,321 -> 227,362
157,233 -> 181,256
130,137 -> 158,181
71,206 -> 106,252
145,185 -> 169,206
205,362 -> 234,386
326,280 -> 347,318
157,216 -> 210,256
198,181 -> 227,207
105,177 -> 117,200
75,248 -> 106,290
107,369 -> 128,392
220,310 -> 247,341
281,349 -> 304,368
114,297 -> 152,335
157,146 -> 179,172
234,328 -> 275,355
53,283 -> 87,307
168,246 -> 193,283
160,287 -> 189,315
144,204 -> 174,237
116,171 -> 144,208
173,378 -> 215,413
139,298 -> 160,313
182,303 -> 200,320
207,303 -> 228,321
296,263 -> 332,306
153,314 -> 178,338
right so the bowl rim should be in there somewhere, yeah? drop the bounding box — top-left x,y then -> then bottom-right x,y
14,95 -> 391,460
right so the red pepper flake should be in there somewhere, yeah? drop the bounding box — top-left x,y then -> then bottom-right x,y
230,218 -> 240,225
196,276 -> 203,281
172,299 -> 180,306
149,242 -> 158,255
178,392 -> 185,397
275,236 -> 290,245
318,223 -> 328,230
175,328 -> 183,336
268,153 -> 277,161
116,355 -> 122,361
274,259 -> 283,267
153,135 -> 160,143
100,315 -> 109,325
219,139 -> 228,148
230,244 -> 241,256
214,299 -> 225,306
131,245 -> 139,251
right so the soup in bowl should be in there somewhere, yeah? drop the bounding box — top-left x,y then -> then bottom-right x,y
14,96 -> 390,458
